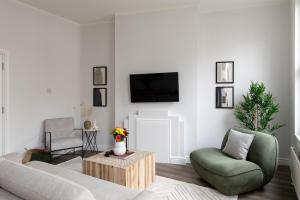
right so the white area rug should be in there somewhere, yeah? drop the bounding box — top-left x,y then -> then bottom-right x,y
58,157 -> 237,200
148,176 -> 236,200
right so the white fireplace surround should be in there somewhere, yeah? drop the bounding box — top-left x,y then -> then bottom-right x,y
123,110 -> 185,164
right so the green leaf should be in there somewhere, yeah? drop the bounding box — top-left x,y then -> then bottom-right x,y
234,82 -> 284,134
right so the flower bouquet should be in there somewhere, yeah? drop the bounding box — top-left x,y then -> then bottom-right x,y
111,127 -> 129,156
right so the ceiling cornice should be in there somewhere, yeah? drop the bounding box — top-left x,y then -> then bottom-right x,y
80,0 -> 289,26
14,0 -> 80,25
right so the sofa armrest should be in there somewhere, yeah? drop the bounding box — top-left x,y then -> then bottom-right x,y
0,152 -> 25,164
0,160 -> 96,200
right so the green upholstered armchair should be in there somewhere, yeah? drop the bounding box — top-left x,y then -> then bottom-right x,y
190,128 -> 279,195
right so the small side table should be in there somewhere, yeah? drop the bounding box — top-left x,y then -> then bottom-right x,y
83,129 -> 99,152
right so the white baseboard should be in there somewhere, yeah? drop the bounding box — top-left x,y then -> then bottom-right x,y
279,157 -> 290,166
170,156 -> 186,165
185,156 -> 191,164
291,146 -> 300,199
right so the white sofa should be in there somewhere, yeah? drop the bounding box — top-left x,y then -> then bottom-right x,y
0,153 -> 158,200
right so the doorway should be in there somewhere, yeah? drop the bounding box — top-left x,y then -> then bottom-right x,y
0,50 -> 8,156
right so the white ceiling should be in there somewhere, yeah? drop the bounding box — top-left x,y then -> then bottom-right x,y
17,0 -> 287,24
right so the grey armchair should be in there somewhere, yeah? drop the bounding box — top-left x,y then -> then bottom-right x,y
44,117 -> 83,163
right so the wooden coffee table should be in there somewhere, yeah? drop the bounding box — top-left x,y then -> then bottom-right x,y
83,150 -> 155,190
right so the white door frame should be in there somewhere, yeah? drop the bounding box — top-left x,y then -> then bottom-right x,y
0,50 -> 9,155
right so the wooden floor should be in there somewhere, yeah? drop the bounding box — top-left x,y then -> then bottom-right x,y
156,163 -> 298,200
55,152 -> 298,200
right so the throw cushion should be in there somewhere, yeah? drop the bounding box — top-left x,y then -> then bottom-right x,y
222,129 -> 255,160
0,160 -> 96,200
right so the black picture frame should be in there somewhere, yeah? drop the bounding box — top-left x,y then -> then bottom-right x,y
93,66 -> 107,85
93,88 -> 107,107
216,61 -> 234,84
216,87 -> 234,109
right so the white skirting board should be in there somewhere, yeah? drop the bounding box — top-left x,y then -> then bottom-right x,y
278,157 -> 290,166
170,156 -> 187,165
291,146 -> 300,199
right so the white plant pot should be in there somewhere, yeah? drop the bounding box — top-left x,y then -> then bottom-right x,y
113,141 -> 126,156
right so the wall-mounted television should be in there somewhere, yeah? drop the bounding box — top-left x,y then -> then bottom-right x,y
130,72 -> 179,102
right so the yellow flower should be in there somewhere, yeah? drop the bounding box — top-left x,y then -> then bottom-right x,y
115,127 -> 125,135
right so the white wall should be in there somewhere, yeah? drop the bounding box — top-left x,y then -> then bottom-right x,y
80,22 -> 115,149
114,3 -> 291,160
197,4 -> 291,159
0,0 -> 81,152
115,7 -> 199,155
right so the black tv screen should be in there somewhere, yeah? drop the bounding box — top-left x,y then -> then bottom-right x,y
130,72 -> 179,102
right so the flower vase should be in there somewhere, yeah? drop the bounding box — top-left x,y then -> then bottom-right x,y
113,141 -> 126,156
83,120 -> 92,129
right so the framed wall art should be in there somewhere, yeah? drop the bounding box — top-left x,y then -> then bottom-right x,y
93,66 -> 107,85
216,87 -> 234,109
216,61 -> 234,84
93,88 -> 107,107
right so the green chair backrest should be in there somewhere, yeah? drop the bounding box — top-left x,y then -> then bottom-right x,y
221,127 -> 279,185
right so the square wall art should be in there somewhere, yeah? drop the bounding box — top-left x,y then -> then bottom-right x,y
216,87 -> 234,109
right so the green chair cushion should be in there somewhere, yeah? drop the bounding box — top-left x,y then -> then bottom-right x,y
190,148 -> 261,177
190,148 -> 264,195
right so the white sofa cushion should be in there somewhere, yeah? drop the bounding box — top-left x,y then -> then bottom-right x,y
0,188 -> 23,200
26,161 -> 139,200
0,160 -> 96,200
0,152 -> 24,164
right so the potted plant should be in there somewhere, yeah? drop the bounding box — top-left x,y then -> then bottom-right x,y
234,82 -> 284,135
112,127 -> 129,155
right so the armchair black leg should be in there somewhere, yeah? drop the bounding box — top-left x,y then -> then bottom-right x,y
81,147 -> 84,159
49,153 -> 53,164
81,129 -> 84,159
